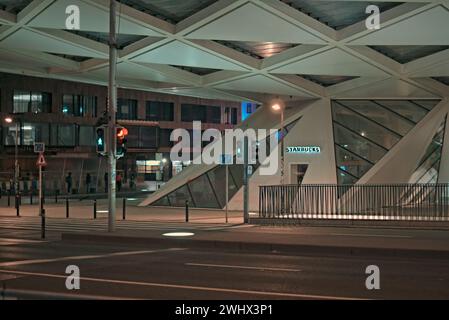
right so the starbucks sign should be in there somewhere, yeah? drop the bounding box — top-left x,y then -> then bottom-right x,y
286,146 -> 321,154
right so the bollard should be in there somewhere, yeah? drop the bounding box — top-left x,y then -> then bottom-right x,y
41,208 -> 46,239
66,197 -> 69,218
15,195 -> 20,217
30,192 -> 33,205
122,198 -> 126,220
55,190 -> 59,204
185,200 -> 189,223
93,199 -> 97,219
7,190 -> 10,207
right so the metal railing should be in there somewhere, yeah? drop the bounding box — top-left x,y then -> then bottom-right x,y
259,184 -> 449,221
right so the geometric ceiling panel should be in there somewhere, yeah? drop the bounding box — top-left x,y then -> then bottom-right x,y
350,6 -> 449,45
131,40 -> 248,71
433,77 -> 449,86
0,0 -> 31,14
117,0 -> 218,24
300,74 -> 358,87
185,2 -> 325,44
66,31 -> 147,49
370,45 -> 449,64
271,48 -> 386,76
214,74 -> 314,97
281,0 -> 402,30
215,40 -> 298,59
413,62 -> 449,77
334,78 -> 439,99
27,0 -> 162,36
0,28 -> 106,58
88,61 -> 183,84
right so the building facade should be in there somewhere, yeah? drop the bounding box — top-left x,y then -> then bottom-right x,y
0,72 -> 241,193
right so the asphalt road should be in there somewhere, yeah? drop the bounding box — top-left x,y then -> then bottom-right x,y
1,237 -> 449,300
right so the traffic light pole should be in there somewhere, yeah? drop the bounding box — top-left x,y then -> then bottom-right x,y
108,0 -> 117,233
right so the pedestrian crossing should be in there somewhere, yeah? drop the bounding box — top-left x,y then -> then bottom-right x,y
0,216 -> 238,234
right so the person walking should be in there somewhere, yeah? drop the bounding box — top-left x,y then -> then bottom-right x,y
65,172 -> 73,194
85,173 -> 92,194
116,173 -> 122,192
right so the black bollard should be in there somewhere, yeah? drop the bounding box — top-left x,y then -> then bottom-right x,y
122,198 -> 126,220
30,192 -> 33,205
185,200 -> 189,223
93,199 -> 97,219
66,197 -> 69,218
41,208 -> 46,239
16,195 -> 20,217
7,190 -> 10,207
55,189 -> 59,204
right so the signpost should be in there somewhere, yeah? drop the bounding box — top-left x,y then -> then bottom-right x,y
35,144 -> 47,239
220,154 -> 232,223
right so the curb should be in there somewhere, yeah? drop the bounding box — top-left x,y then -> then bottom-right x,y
61,232 -> 449,260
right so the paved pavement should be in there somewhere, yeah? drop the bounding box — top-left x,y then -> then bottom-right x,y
1,238 -> 449,300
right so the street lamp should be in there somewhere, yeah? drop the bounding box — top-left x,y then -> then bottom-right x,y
271,101 -> 285,186
4,116 -> 20,206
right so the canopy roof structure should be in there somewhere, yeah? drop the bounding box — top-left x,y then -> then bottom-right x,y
0,0 -> 448,103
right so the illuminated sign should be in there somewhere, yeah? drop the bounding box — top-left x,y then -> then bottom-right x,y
286,146 -> 321,154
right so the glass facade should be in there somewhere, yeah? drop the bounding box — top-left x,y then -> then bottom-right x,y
62,94 -> 97,117
117,98 -> 138,120
332,100 -> 439,185
409,117 -> 446,184
146,101 -> 174,121
13,90 -> 52,113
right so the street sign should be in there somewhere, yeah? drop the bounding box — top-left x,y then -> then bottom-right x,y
36,153 -> 47,167
34,142 -> 45,153
247,165 -> 253,176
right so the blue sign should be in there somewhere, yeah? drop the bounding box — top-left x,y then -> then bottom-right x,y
220,154 -> 233,165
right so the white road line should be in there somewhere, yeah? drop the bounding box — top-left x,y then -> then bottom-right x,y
185,263 -> 301,272
0,269 -> 363,300
329,233 -> 412,238
0,238 -> 47,246
0,248 -> 186,267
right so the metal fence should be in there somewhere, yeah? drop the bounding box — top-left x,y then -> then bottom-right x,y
259,184 -> 449,221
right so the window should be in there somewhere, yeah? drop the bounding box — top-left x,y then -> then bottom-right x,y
181,104 -> 207,122
159,128 -> 173,148
231,108 -> 238,125
22,123 -> 50,146
146,101 -> 174,121
182,104 -> 222,123
62,95 -> 97,117
13,91 -> 51,113
117,98 -> 138,120
50,124 -> 76,147
79,126 -> 95,146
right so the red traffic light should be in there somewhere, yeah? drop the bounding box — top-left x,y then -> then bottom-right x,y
117,127 -> 129,138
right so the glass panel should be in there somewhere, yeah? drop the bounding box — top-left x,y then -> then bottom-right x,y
62,94 -> 73,115
146,101 -> 174,121
375,100 -> 428,123
58,125 -> 76,146
333,123 -> 387,163
152,196 -> 170,206
337,168 -> 358,185
335,145 -> 373,179
207,165 -> 239,208
332,102 -> 400,149
188,174 -> 220,208
79,126 -> 95,146
140,127 -> 158,149
229,164 -> 244,189
22,123 -> 36,145
412,100 -> 440,111
127,126 -> 139,148
13,91 -> 30,113
167,184 -> 193,207
338,100 -> 414,136
208,106 -> 221,124
3,124 -> 20,146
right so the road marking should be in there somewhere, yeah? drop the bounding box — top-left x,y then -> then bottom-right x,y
0,269 -> 363,300
0,238 -> 47,246
329,233 -> 412,238
185,263 -> 301,272
0,248 -> 186,267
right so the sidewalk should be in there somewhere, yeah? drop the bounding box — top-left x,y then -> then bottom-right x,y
61,223 -> 449,259
0,200 -> 244,224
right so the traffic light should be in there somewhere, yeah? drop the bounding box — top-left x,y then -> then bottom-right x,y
96,126 -> 107,156
116,126 -> 128,159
